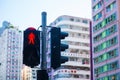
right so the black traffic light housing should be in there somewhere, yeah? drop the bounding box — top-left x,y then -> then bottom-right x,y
60,32 -> 69,51
23,27 -> 40,68
50,27 -> 69,69
37,70 -> 48,80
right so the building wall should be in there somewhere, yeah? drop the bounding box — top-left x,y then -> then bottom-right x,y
50,15 -> 91,80
92,0 -> 120,79
21,65 -> 32,80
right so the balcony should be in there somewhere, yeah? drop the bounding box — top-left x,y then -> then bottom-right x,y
55,78 -> 90,80
62,52 -> 90,58
61,61 -> 90,67
53,69 -> 90,80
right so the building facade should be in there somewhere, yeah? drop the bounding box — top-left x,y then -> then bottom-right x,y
91,0 -> 120,80
21,66 -> 32,80
50,15 -> 91,80
0,21 -> 23,80
22,65 -> 42,80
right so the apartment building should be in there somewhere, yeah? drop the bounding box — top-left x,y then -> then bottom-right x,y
91,0 -> 120,79
50,15 -> 91,80
0,21 -> 23,80
21,66 -> 32,80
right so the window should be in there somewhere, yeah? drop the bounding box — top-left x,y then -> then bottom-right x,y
103,77 -> 108,80
109,73 -> 119,80
94,36 -> 117,53
78,33 -> 81,36
93,1 -> 103,12
82,27 -> 89,31
82,59 -> 89,64
94,24 -> 117,43
96,73 -> 119,80
70,49 -> 79,53
108,49 -> 118,59
93,11 -> 102,21
74,75 -> 79,78
109,61 -> 118,70
82,20 -> 88,24
93,13 -> 116,32
94,61 -> 118,75
103,65 -> 108,72
102,31 -> 106,38
76,19 -> 80,22
86,75 -> 89,79
106,1 -> 116,12
103,53 -> 107,60
70,18 -> 74,21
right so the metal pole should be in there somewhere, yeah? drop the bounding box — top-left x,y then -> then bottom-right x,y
90,21 -> 93,80
41,12 -> 47,70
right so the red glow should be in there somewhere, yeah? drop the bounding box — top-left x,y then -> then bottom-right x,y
26,27 -> 36,31
28,32 -> 35,45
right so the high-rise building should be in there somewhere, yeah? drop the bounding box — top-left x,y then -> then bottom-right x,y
0,21 -> 23,80
50,15 -> 91,80
21,66 -> 42,80
91,0 -> 120,79
21,65 -> 32,80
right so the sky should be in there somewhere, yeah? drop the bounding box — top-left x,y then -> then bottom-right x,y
0,0 -> 92,30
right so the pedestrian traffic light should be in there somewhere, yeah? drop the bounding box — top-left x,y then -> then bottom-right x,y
23,27 -> 40,68
50,27 -> 69,69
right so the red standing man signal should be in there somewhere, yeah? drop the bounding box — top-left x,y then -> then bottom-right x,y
28,32 -> 35,45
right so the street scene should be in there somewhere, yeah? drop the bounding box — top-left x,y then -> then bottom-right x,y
0,0 -> 120,80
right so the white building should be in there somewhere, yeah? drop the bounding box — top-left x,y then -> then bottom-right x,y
21,65 -> 32,80
0,21 -> 23,80
21,66 -> 42,80
31,68 -> 40,80
50,15 -> 91,80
